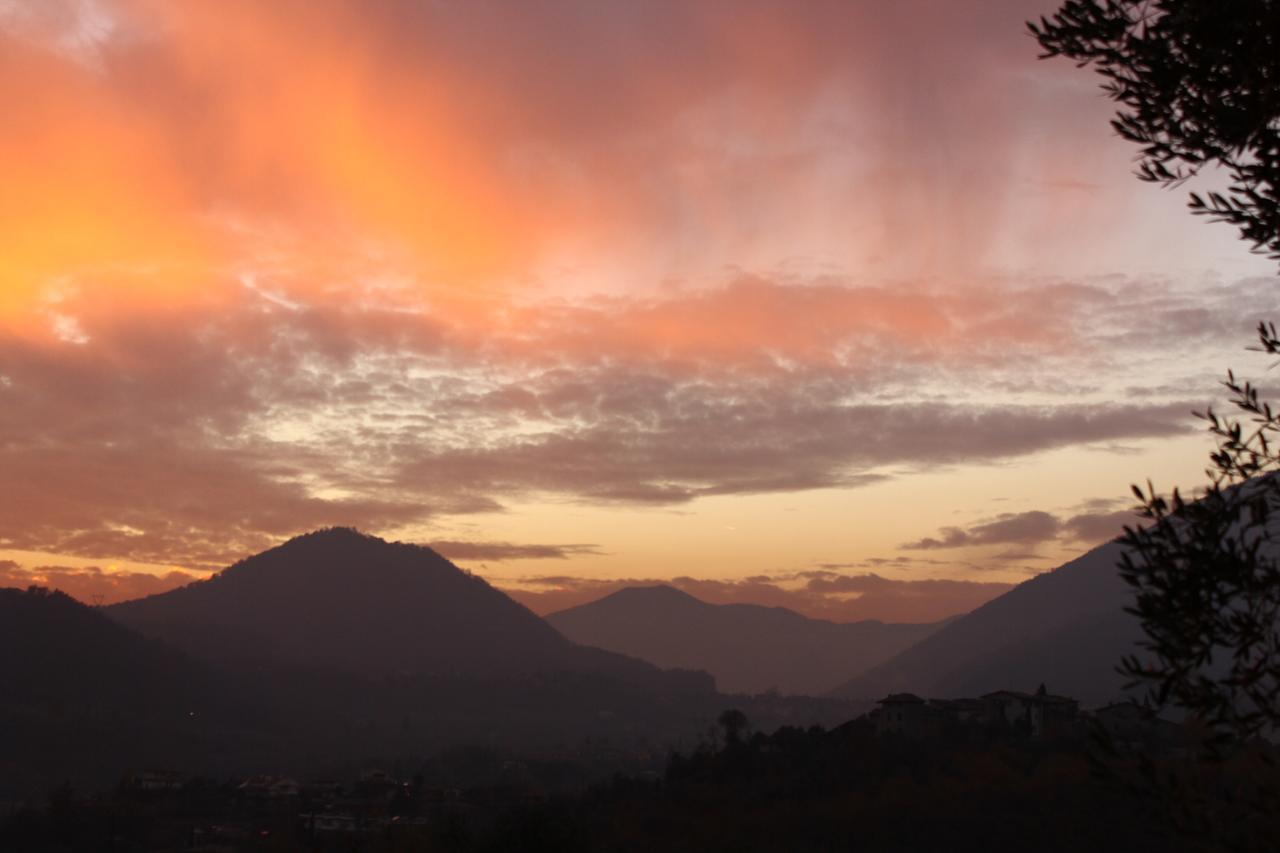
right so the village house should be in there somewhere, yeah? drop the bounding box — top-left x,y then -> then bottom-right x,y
929,697 -> 987,725
871,693 -> 941,738
1090,700 -> 1184,750
872,684 -> 1083,739
1091,700 -> 1149,739
1028,685 -> 1080,738
981,690 -> 1035,730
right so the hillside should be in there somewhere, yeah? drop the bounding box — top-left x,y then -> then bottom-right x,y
548,585 -> 943,695
0,586 -> 282,791
830,542 -> 1143,705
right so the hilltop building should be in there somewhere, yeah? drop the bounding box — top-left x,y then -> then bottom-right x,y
870,684 -> 1081,739
873,693 -> 938,737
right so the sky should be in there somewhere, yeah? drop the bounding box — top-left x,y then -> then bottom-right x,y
1,0 -> 1275,622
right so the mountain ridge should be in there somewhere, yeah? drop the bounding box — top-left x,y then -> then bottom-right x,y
830,541 -> 1143,705
548,584 -> 945,696
107,527 -> 711,692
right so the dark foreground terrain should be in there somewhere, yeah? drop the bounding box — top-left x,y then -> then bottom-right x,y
5,714 -> 1276,853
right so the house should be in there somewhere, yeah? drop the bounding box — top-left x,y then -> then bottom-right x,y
1092,700 -> 1147,735
981,690 -> 1035,730
1028,684 -> 1080,738
872,693 -> 940,738
929,697 -> 987,725
976,686 -> 1081,737
865,685 -> 1083,740
1091,700 -> 1181,749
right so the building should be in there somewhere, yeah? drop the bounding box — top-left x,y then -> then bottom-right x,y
872,693 -> 940,738
1091,700 -> 1184,750
929,697 -> 987,725
869,686 -> 1084,740
1028,684 -> 1080,738
981,690 -> 1035,731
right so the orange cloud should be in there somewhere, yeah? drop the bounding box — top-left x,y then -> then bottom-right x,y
0,0 -> 560,338
1,0 -> 1160,342
0,33 -> 215,330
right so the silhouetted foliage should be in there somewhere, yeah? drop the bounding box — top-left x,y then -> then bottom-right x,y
1031,0 -> 1280,747
1118,324 -> 1280,744
1031,3 -> 1280,840
717,709 -> 748,746
1029,0 -> 1280,261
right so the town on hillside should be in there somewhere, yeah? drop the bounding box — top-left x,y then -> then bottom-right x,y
869,686 -> 1184,749
1,686 -> 1214,852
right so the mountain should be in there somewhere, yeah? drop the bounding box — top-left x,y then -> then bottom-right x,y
0,586 -> 281,792
2,539 -> 858,793
830,541 -> 1143,706
108,528 -> 702,688
547,585 -> 944,696
0,585 -> 210,719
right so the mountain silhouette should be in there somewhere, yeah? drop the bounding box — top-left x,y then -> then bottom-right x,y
548,585 -> 944,695
830,541 -> 1142,705
108,528 -> 705,689
2,585 -> 206,711
0,586 -> 277,791
0,537 -> 857,794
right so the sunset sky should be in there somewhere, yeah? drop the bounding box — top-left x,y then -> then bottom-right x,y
1,0 -> 1275,622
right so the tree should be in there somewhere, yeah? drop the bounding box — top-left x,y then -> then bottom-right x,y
1119,324 -> 1280,745
717,709 -> 749,747
1030,2 -> 1280,744
1029,0 -> 1280,261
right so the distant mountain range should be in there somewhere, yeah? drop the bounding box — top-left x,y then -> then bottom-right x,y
2,529 -> 855,793
548,585 -> 943,696
2,525 -> 1156,793
830,541 -> 1143,706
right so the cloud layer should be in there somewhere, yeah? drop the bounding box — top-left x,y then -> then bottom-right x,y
0,272 -> 1230,569
1,0 -> 1274,595
901,502 -> 1140,554
430,541 -> 604,562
